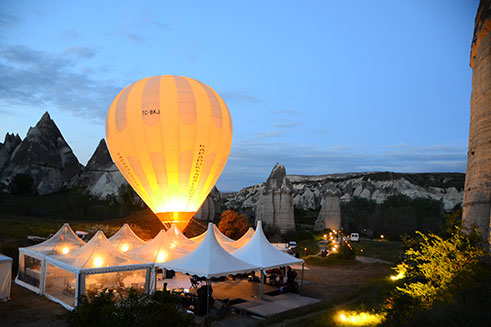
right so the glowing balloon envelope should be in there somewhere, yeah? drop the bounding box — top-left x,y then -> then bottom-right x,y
105,75 -> 232,231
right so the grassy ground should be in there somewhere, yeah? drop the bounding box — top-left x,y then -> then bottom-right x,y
352,239 -> 404,263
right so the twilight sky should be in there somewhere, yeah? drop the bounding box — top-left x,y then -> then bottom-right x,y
0,0 -> 479,191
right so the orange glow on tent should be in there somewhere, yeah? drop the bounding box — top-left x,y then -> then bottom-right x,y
106,75 -> 233,231
62,247 -> 70,254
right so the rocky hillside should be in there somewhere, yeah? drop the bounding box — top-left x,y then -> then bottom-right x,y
0,113 -> 465,214
223,167 -> 465,212
0,112 -> 82,195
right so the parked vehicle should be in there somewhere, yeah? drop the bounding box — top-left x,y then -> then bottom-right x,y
272,241 -> 297,253
350,233 -> 360,242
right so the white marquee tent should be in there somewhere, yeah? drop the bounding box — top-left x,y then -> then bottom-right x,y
166,224 -> 198,252
109,223 -> 146,253
44,231 -> 153,309
231,227 -> 255,248
127,229 -> 189,264
157,223 -> 259,278
190,224 -> 242,252
0,254 -> 12,301
16,223 -> 86,293
231,221 -> 304,297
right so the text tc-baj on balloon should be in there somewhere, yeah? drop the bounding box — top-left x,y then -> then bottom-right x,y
106,75 -> 233,231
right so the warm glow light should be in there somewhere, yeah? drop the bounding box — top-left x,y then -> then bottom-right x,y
62,247 -> 69,254
390,271 -> 405,281
332,247 -> 337,252
121,244 -> 129,252
170,243 -> 176,248
337,310 -> 385,326
94,257 -> 104,267
380,235 -> 385,239
157,251 -> 167,263
106,75 -> 233,232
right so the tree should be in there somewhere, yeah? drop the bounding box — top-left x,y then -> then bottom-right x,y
218,210 -> 249,240
68,183 -> 92,219
384,228 -> 486,324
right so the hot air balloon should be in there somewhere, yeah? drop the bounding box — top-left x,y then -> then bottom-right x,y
105,75 -> 232,231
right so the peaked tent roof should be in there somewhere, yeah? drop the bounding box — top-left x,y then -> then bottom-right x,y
109,223 -> 146,252
50,231 -> 148,271
231,227 -> 255,248
165,224 -> 197,252
127,230 -> 188,263
190,224 -> 237,249
23,223 -> 85,255
231,221 -> 303,269
157,223 -> 259,278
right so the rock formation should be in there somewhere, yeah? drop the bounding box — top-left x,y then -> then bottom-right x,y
223,170 -> 465,214
194,186 -> 221,221
463,0 -> 491,248
72,139 -> 126,197
314,194 -> 341,231
255,163 -> 295,232
0,112 -> 82,195
0,133 -> 22,170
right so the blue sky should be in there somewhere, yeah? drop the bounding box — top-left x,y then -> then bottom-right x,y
0,0 -> 479,191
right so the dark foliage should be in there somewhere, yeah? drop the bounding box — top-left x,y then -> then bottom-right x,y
66,289 -> 195,327
341,195 -> 446,240
217,209 -> 249,240
10,173 -> 34,195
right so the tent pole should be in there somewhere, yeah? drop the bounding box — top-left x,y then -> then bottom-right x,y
260,269 -> 264,299
206,279 -> 210,316
301,262 -> 304,286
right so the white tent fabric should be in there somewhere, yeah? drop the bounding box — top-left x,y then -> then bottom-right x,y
190,224 -> 238,252
16,223 -> 85,293
165,224 -> 197,252
127,230 -> 189,263
109,223 -> 146,252
231,227 -> 255,248
44,231 -> 153,310
0,254 -> 12,301
157,223 -> 259,278
231,221 -> 303,269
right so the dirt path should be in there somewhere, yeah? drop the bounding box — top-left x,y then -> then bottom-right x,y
0,284 -> 67,327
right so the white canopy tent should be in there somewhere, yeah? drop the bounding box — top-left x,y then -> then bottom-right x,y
190,224 -> 241,252
231,227 -> 255,248
231,221 -> 304,298
109,223 -> 146,253
0,254 -> 12,301
44,231 -> 153,310
16,223 -> 85,293
127,230 -> 188,264
165,224 -> 198,252
157,223 -> 259,278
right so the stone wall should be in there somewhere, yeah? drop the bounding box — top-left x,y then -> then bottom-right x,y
463,0 -> 491,249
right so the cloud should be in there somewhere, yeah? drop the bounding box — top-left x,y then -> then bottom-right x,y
273,121 -> 303,129
272,109 -> 299,116
62,29 -> 82,40
64,46 -> 96,59
0,10 -> 19,27
221,91 -> 260,106
216,141 -> 467,191
0,44 -> 121,122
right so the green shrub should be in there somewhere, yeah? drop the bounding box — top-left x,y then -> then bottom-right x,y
382,228 -> 487,326
66,289 -> 195,327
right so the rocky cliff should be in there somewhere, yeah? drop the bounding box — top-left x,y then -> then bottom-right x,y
463,0 -> 491,249
255,163 -> 295,232
223,169 -> 465,213
0,112 -> 82,195
314,194 -> 341,231
0,133 -> 22,170
71,139 -> 127,197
